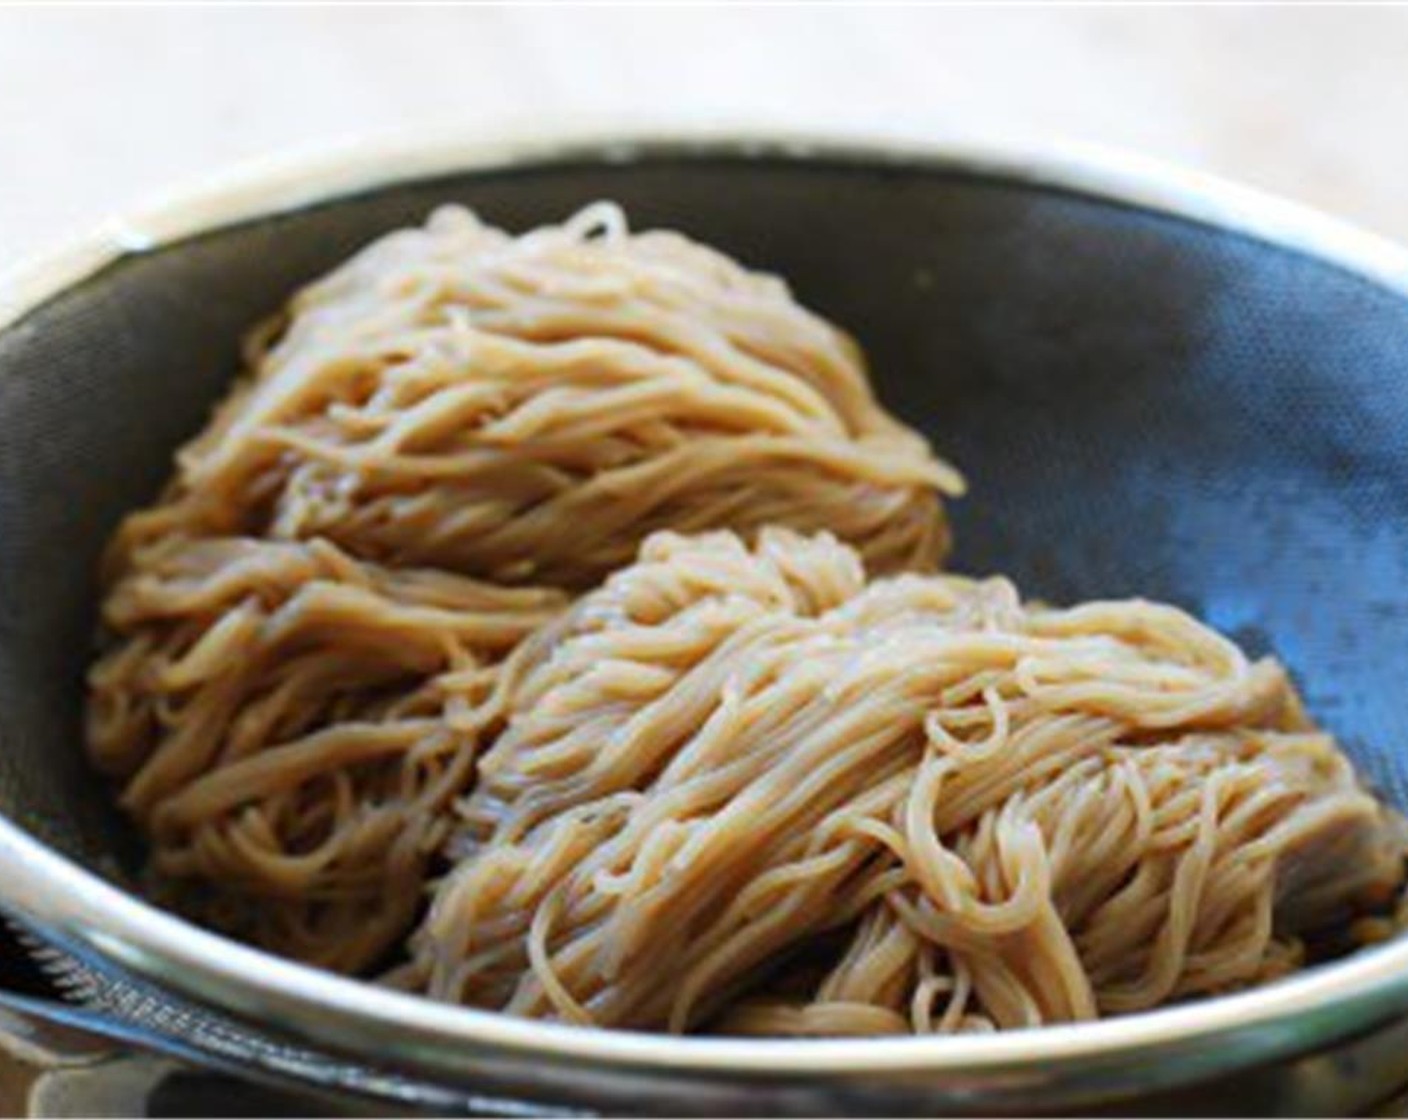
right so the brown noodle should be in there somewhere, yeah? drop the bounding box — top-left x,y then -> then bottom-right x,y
88,535 -> 564,970
86,204 -> 1404,1027
87,203 -> 957,972
405,530 -> 1402,1033
107,203 -> 959,590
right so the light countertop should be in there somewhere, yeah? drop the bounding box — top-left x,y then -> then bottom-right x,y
3,7 -> 1408,264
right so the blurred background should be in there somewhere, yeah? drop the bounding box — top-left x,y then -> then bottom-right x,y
3,6 -> 1408,263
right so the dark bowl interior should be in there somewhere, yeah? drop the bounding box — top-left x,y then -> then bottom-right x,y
3,147 -> 1408,896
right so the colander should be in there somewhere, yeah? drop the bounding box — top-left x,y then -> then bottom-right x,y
3,127 -> 1408,1116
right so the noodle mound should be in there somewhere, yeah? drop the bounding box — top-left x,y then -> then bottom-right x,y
88,536 -> 564,970
406,530 -> 1402,1033
85,203 -> 1404,1032
87,203 -> 957,972
109,203 -> 960,590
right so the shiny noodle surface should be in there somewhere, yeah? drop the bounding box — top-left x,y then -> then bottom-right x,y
406,530 -> 1402,1033
108,203 -> 959,590
87,204 -> 956,971
85,205 -> 1403,1027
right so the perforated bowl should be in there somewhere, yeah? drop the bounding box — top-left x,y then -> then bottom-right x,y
4,127 -> 1408,1115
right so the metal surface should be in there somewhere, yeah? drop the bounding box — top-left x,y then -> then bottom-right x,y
6,917 -> 576,1117
0,983 -> 425,1117
0,1001 -> 175,1120
2,127 -> 1408,1113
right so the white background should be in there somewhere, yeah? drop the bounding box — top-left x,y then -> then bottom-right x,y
4,6 -> 1408,263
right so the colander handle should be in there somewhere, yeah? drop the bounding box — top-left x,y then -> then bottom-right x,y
0,989 -> 181,1117
0,991 -> 389,1117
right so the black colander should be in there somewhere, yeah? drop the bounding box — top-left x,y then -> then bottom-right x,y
3,131 -> 1408,1116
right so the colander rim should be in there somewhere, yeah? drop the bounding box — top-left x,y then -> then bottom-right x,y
3,120 -> 1408,1097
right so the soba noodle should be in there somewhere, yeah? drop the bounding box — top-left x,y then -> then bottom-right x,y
85,203 -> 1404,1028
88,536 -> 565,970
107,203 -> 959,590
406,530 -> 1402,1033
87,203 -> 956,971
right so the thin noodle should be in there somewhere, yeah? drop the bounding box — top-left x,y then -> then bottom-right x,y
106,203 -> 958,591
408,530 -> 1404,1033
85,205 -> 1404,1029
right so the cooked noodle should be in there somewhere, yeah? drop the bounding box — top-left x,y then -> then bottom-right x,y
87,203 -> 955,971
107,203 -> 959,590
85,203 -> 1404,1028
88,536 -> 564,970
406,530 -> 1402,1032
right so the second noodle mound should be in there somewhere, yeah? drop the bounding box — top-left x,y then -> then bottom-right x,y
405,530 -> 1403,1033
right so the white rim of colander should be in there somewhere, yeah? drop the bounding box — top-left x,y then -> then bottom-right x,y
4,119 -> 1408,1096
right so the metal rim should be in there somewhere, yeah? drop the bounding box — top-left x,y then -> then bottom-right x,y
5,121 -> 1408,1090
